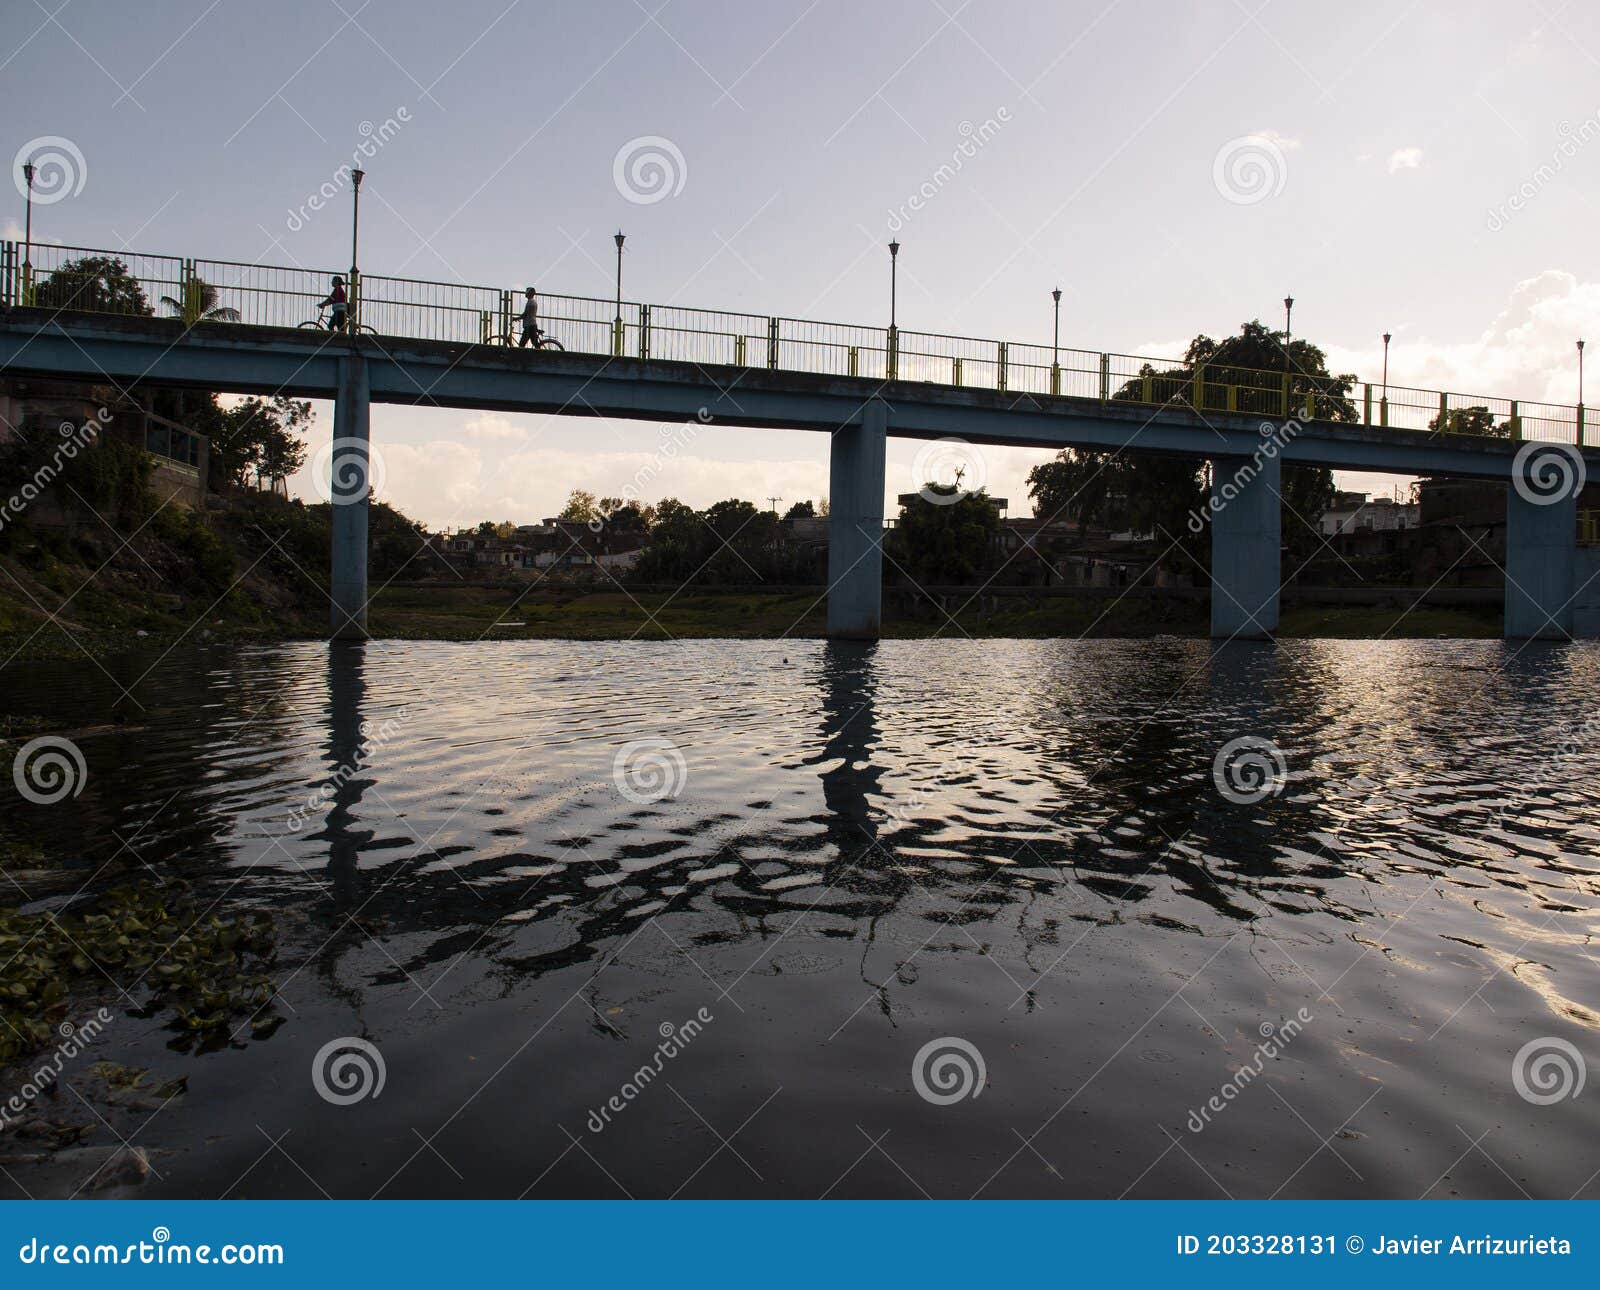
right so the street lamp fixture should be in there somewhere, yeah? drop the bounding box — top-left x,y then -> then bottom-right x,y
20,159 -> 35,304
614,231 -> 626,356
1051,287 -> 1062,395
888,240 -> 900,379
1380,331 -> 1391,427
349,166 -> 364,325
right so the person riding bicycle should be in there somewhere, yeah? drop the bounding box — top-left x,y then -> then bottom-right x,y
518,287 -> 540,348
319,275 -> 348,331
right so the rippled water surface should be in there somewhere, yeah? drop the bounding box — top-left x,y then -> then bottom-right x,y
3,638 -> 1598,1199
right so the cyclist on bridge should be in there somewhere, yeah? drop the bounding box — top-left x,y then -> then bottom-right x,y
319,275 -> 348,331
518,287 -> 540,347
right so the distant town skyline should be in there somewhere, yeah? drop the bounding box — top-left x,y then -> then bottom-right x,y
5,0 -> 1597,527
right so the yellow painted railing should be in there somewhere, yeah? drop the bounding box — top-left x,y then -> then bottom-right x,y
0,240 -> 1588,447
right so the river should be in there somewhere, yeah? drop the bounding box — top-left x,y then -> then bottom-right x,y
2,638 -> 1596,1198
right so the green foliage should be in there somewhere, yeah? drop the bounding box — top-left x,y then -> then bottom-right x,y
890,486 -> 1001,583
631,496 -> 814,585
784,499 -> 816,519
211,396 -> 311,491
0,883 -> 278,1066
153,506 -> 236,591
1028,320 -> 1344,562
1428,404 -> 1510,438
558,489 -> 598,521
158,276 -> 240,326
32,255 -> 151,316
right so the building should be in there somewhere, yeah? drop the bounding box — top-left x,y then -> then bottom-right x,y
1319,491 -> 1420,536
0,377 -> 210,513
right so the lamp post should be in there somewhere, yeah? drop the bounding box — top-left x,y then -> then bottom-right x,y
20,159 -> 35,304
1381,331 -> 1391,428
1051,287 -> 1062,395
888,239 -> 900,379
1282,295 -> 1295,417
613,231 -> 626,357
1580,339 -> 1587,445
349,166 -> 364,326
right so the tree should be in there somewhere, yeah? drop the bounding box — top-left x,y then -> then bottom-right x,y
891,486 -> 1000,584
212,396 -> 311,491
784,499 -> 816,519
33,255 -> 151,316
558,489 -> 598,522
1027,320 -> 1344,564
1429,404 -> 1509,438
159,275 -> 240,326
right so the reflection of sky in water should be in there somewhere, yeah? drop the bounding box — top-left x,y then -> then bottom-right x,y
3,638 -> 1597,1199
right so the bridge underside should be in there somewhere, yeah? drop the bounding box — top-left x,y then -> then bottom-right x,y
3,315 -> 1597,642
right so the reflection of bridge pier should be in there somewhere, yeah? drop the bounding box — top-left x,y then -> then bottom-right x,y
815,642 -> 883,853
323,640 -> 372,902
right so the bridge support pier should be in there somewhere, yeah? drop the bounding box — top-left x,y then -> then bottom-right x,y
1209,452 -> 1281,639
826,402 -> 887,640
1504,487 -> 1576,639
330,353 -> 371,640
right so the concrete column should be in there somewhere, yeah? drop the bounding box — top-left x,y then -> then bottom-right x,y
1504,486 -> 1575,639
826,401 -> 887,640
1209,451 -> 1281,639
1573,548 -> 1600,638
329,353 -> 371,640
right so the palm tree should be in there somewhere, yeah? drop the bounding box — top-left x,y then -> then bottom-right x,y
159,275 -> 240,326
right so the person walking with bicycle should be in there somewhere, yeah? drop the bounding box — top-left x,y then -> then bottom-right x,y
518,287 -> 540,348
319,275 -> 348,331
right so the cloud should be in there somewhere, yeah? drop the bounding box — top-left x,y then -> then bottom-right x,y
1255,128 -> 1301,152
460,413 -> 529,441
1387,147 -> 1423,174
1323,269 -> 1595,406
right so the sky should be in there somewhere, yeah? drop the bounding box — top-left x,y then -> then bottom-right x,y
3,0 -> 1599,528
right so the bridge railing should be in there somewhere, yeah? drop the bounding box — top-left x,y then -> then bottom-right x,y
0,240 -> 1587,448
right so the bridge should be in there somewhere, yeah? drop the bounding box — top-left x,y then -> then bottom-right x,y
1,240 -> 1597,642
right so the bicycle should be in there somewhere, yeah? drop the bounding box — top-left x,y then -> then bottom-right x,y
488,326 -> 565,352
298,305 -> 377,336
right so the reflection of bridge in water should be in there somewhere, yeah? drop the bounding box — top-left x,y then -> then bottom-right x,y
3,239 -> 1599,642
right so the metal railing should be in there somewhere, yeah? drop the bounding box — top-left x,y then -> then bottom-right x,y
0,240 -> 1588,447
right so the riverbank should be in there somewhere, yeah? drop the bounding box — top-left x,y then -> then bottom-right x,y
0,577 -> 1503,655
